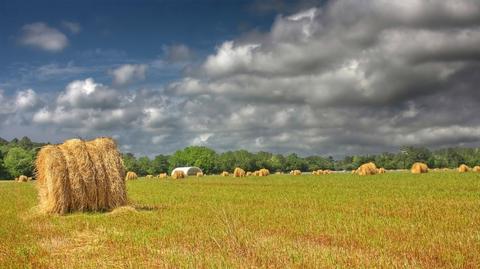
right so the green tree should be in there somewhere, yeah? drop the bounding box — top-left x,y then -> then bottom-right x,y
168,146 -> 217,174
3,147 -> 35,178
137,156 -> 152,176
122,153 -> 140,174
151,154 -> 169,174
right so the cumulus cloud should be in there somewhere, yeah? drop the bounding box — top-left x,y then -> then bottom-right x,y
19,22 -> 68,52
110,64 -> 148,85
5,0 -> 480,156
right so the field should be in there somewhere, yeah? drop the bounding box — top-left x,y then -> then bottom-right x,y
1,172 -> 479,268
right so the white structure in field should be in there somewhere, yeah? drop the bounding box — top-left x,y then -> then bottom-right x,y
171,167 -> 203,177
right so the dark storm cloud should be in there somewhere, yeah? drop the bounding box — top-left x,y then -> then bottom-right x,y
3,0 -> 480,156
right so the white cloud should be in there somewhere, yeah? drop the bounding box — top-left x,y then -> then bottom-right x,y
19,22 -> 68,52
15,89 -> 42,111
61,21 -> 81,34
110,64 -> 148,85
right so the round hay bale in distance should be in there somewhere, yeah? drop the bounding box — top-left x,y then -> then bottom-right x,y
126,171 -> 138,181
172,170 -> 185,179
473,166 -> 480,172
17,175 -> 29,182
411,162 -> 429,174
233,167 -> 246,177
258,168 -> 270,177
196,172 -> 204,177
458,164 -> 470,173
158,173 -> 168,179
221,171 -> 229,177
356,162 -> 378,176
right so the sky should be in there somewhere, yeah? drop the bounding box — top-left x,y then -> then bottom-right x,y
1,0 -> 480,157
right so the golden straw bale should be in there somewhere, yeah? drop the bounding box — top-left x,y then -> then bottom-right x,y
221,171 -> 229,177
356,162 -> 378,176
411,162 -> 429,174
458,164 -> 470,173
158,173 -> 168,179
312,171 -> 317,175
172,170 -> 185,179
258,168 -> 270,177
35,137 -> 127,215
246,172 -> 252,176
290,170 -> 301,176
125,171 -> 138,181
473,166 -> 480,172
253,171 -> 260,176
233,167 -> 246,177
351,170 -> 356,174
17,175 -> 29,182
377,168 -> 386,174
196,172 -> 204,177
322,170 -> 332,175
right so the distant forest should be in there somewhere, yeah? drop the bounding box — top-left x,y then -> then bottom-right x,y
1,136 -> 480,178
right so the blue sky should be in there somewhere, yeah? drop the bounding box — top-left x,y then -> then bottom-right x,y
1,0 -> 480,157
1,0 -> 278,93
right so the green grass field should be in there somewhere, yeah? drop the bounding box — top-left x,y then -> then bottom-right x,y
1,173 -> 479,268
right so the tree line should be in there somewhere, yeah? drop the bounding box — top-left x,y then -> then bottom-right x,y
2,136 -> 480,179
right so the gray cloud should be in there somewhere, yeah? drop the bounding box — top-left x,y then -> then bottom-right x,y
109,64 -> 148,86
3,0 -> 480,157
19,22 -> 68,52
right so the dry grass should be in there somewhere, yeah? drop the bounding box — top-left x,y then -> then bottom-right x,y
35,137 -> 127,215
411,162 -> 429,174
1,173 -> 479,268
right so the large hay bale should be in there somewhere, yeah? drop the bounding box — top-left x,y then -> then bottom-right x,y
158,173 -> 168,179
17,175 -> 29,182
233,167 -> 246,177
196,172 -> 204,177
411,162 -> 428,174
253,171 -> 260,176
258,168 -> 270,177
356,162 -> 378,176
377,168 -> 386,174
172,170 -> 185,179
125,171 -> 138,180
473,166 -> 480,172
35,137 -> 127,215
221,171 -> 229,177
246,171 -> 252,176
458,164 -> 470,173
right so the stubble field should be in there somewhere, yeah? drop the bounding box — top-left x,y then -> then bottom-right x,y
1,172 -> 479,268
